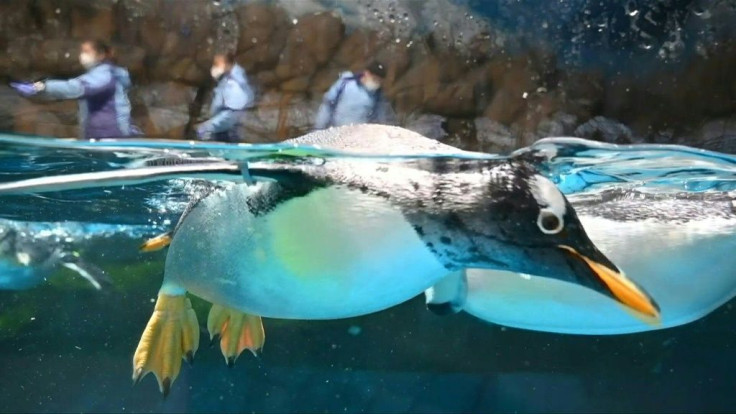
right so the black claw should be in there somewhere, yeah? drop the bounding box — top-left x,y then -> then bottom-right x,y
162,377 -> 171,399
185,351 -> 194,366
209,334 -> 220,348
132,369 -> 143,387
227,356 -> 235,368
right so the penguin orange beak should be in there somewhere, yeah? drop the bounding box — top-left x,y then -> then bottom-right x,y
559,245 -> 661,319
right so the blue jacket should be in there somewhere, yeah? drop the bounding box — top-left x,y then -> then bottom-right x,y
200,64 -> 254,142
314,71 -> 396,130
43,62 -> 136,139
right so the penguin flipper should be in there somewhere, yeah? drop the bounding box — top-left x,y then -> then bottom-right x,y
140,180 -> 222,253
425,270 -> 468,316
60,260 -> 111,290
140,232 -> 172,252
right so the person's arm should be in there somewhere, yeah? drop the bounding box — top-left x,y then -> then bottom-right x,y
199,79 -> 248,136
313,76 -> 347,130
240,75 -> 256,109
376,99 -> 398,126
199,110 -> 239,136
44,68 -> 114,100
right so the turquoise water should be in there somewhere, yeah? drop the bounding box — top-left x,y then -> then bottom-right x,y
0,133 -> 734,412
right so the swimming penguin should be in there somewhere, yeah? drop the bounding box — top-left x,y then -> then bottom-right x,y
0,222 -> 108,290
0,124 -> 659,396
425,188 -> 736,334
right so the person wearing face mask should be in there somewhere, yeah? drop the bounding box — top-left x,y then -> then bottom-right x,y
10,39 -> 138,139
195,52 -> 255,142
313,61 -> 396,130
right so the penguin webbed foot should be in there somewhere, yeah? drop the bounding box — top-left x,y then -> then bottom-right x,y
132,294 -> 200,397
207,304 -> 265,367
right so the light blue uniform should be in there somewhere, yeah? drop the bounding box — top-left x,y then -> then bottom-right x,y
199,64 -> 254,142
314,71 -> 396,130
43,62 -> 136,139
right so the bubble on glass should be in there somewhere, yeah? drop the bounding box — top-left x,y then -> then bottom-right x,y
625,0 -> 639,17
692,5 -> 711,19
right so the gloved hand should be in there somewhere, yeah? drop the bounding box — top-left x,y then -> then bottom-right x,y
10,82 -> 38,97
195,124 -> 211,141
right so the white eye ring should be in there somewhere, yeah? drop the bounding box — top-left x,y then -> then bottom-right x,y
537,208 -> 564,234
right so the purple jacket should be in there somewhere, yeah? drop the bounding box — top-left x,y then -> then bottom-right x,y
44,62 -> 135,139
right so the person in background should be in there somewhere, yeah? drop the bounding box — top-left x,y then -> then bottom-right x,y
313,61 -> 396,130
196,52 -> 255,142
10,39 -> 137,139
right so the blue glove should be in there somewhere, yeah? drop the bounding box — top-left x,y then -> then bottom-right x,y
10,82 -> 38,97
196,124 -> 210,140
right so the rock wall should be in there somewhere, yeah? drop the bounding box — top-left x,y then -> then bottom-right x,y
0,0 -> 734,152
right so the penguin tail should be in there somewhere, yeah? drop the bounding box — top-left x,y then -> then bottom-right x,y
140,232 -> 173,252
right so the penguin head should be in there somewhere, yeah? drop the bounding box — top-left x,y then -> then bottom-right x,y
419,161 -> 660,319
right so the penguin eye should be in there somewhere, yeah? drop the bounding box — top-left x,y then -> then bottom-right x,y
537,209 -> 564,234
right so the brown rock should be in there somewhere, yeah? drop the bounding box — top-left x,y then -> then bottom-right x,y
14,100 -> 79,138
0,1 -> 35,41
423,66 -> 490,117
391,56 -> 443,114
0,86 -> 22,131
114,46 -> 146,78
27,0 -> 73,38
241,92 -> 319,142
375,40 -> 412,88
281,76 -> 311,93
309,67 -> 343,95
32,39 -> 84,76
275,12 -> 345,81
169,58 -> 208,85
132,82 -> 196,139
254,71 -> 280,89
236,3 -> 283,53
70,6 -> 115,41
333,30 -> 381,69
484,57 -> 538,125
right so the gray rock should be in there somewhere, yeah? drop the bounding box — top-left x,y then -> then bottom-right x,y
536,112 -> 578,138
574,116 -> 636,144
475,117 -> 517,154
403,113 -> 448,141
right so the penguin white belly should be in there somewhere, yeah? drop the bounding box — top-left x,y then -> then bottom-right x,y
463,216 -> 736,334
164,183 -> 449,319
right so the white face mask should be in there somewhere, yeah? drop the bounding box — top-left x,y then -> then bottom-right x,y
362,78 -> 381,92
79,52 -> 98,69
210,66 -> 225,80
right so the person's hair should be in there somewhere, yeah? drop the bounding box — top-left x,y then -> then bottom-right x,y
215,51 -> 236,65
366,61 -> 387,79
84,39 -> 111,57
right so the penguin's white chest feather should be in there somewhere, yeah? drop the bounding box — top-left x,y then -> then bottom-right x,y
462,215 -> 736,334
165,183 -> 449,319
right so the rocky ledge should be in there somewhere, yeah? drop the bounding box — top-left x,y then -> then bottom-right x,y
0,0 -> 734,153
